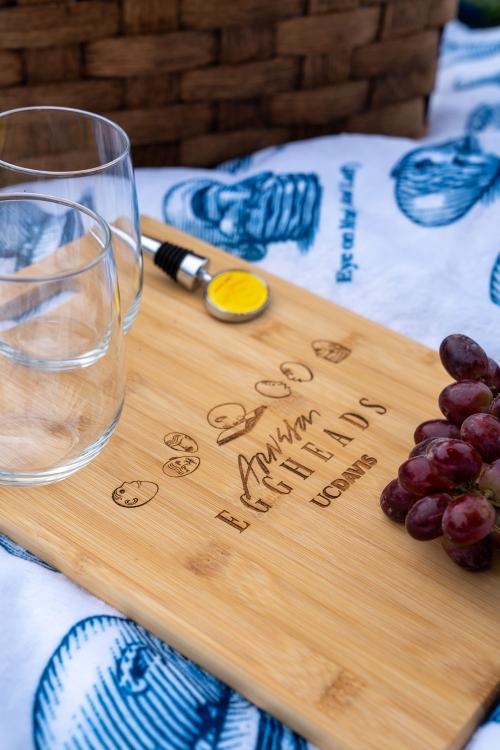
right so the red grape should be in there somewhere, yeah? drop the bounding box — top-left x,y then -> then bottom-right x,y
439,380 -> 493,424
442,493 -> 495,544
478,459 -> 500,502
485,358 -> 500,392
379,333 -> 500,572
460,413 -> 500,462
380,479 -> 419,522
413,419 -> 461,444
398,455 -> 454,495
439,334 -> 489,381
442,536 -> 493,572
405,493 -> 451,541
490,395 -> 500,418
426,438 -> 482,484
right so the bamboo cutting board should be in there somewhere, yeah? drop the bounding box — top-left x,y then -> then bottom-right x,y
0,216 -> 498,750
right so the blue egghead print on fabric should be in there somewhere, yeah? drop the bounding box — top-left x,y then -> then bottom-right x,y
391,135 -> 500,308
0,534 -> 56,571
454,72 -> 500,91
466,102 -> 500,134
491,254 -> 500,305
441,38 -> 500,68
33,615 -> 307,750
0,190 -> 93,274
391,136 -> 500,227
163,172 -> 322,261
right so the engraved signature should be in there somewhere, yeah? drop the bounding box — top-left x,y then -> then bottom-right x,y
238,409 -> 320,509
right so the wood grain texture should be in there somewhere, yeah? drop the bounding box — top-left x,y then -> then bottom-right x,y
0,2 -> 120,49
85,32 -> 216,77
371,62 -> 437,107
428,0 -> 459,26
217,99 -> 266,132
122,0 -> 178,33
179,127 -> 291,166
276,7 -> 381,55
346,97 -> 426,138
380,0 -> 430,38
219,25 -> 274,64
0,49 -> 22,87
180,58 -> 300,103
124,73 -> 179,109
302,53 -> 351,89
352,29 -> 440,76
24,44 -> 81,84
1,216 -> 497,750
309,0 -> 359,11
0,79 -> 124,112
180,0 -> 303,29
270,81 -> 368,125
105,104 -> 213,145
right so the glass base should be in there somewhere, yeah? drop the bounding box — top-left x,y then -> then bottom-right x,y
0,406 -> 123,486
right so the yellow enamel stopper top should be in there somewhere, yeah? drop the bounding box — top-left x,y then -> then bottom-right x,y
205,269 -> 270,321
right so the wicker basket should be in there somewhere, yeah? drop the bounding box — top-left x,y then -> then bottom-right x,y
0,0 -> 457,167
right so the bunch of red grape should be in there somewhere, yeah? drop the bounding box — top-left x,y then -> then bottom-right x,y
380,334 -> 500,572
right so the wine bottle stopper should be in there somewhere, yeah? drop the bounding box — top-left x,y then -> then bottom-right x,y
204,269 -> 270,322
141,234 -> 270,323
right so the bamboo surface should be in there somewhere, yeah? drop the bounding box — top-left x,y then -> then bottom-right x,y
0,215 -> 498,749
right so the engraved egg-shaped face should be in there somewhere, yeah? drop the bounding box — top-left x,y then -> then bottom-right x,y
164,432 -> 198,453
163,455 -> 200,478
279,362 -> 313,382
112,480 -> 158,508
254,380 -> 291,399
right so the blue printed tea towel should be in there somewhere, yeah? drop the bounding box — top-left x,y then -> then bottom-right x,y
136,125 -> 500,358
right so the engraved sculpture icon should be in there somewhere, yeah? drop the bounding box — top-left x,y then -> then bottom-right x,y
207,402 -> 267,446
164,432 -> 198,453
312,340 -> 351,363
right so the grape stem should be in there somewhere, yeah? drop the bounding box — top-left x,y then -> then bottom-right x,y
477,485 -> 500,506
450,482 -> 481,497
486,383 -> 498,398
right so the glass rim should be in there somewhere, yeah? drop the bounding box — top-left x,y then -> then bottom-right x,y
0,193 -> 113,283
0,106 -> 131,177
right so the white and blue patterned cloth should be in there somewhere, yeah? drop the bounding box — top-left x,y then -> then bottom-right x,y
1,19 -> 500,750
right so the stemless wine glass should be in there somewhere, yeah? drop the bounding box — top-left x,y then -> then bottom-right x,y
0,194 -> 125,485
0,106 -> 143,332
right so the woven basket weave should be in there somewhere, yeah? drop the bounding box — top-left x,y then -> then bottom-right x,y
0,0 -> 457,167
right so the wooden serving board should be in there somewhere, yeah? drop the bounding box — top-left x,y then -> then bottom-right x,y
1,216 -> 498,750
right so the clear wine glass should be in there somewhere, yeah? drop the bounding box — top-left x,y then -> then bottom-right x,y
0,106 -> 143,332
0,194 -> 125,485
